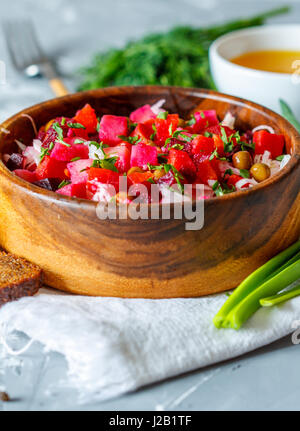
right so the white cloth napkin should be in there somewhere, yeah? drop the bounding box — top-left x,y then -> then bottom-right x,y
0,287 -> 299,403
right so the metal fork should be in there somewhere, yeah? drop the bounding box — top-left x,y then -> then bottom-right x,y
3,20 -> 69,97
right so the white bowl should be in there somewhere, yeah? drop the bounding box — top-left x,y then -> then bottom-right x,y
209,25 -> 300,117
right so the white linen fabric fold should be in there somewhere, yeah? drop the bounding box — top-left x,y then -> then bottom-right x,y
0,287 -> 299,403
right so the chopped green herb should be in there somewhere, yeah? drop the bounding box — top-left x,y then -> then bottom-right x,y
241,140 -> 255,152
276,155 -> 285,161
96,117 -> 101,133
118,135 -> 141,144
186,114 -> 196,126
71,157 -> 81,162
58,180 -> 71,189
171,143 -> 184,150
61,117 -> 66,126
52,122 -> 64,140
239,169 -> 250,179
147,177 -> 156,184
150,124 -> 157,141
40,147 -> 50,162
67,122 -> 86,129
157,111 -> 168,120
74,138 -> 86,144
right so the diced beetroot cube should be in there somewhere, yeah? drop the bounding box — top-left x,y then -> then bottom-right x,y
13,169 -> 37,183
154,114 -> 179,146
99,115 -> 128,146
56,183 -> 87,199
129,105 -> 156,123
67,159 -> 93,184
104,145 -> 131,174
36,156 -> 68,180
187,110 -> 219,134
253,130 -> 285,158
130,143 -> 158,169
6,153 -> 24,170
33,178 -> 61,191
50,138 -> 89,162
167,148 -> 196,181
73,104 -> 98,134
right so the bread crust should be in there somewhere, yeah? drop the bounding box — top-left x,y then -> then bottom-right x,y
0,252 -> 42,306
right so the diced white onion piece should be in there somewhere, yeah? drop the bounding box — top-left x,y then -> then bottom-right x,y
235,178 -> 256,189
151,99 -> 166,115
254,150 -> 272,166
92,183 -> 116,203
216,161 -> 240,176
33,139 -> 43,151
207,179 -> 217,188
270,160 -> 281,176
88,143 -> 105,160
252,125 -> 275,134
280,154 -> 291,169
221,111 -> 235,129
23,146 -> 40,166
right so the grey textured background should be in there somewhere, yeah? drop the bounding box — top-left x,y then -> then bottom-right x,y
0,0 -> 300,411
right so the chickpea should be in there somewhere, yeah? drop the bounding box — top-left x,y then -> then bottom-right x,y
232,151 -> 252,170
127,166 -> 143,175
178,118 -> 186,127
153,168 -> 166,180
250,163 -> 271,183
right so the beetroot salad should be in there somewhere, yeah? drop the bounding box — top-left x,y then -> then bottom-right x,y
4,101 -> 290,202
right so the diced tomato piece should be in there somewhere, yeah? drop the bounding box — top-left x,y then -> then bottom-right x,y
36,156 -> 68,180
73,103 -> 98,134
131,120 -> 155,144
99,115 -> 128,146
127,171 -> 154,185
130,143 -> 158,169
212,134 -> 225,156
253,130 -> 285,158
225,174 -> 243,187
154,114 -> 179,146
87,168 -> 120,194
191,135 -> 215,155
129,105 -> 156,123
56,183 -> 87,199
167,148 -> 196,181
187,110 -> 219,134
196,159 -> 218,185
13,169 -> 37,183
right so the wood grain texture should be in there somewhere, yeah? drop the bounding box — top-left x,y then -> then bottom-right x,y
0,86 -> 299,298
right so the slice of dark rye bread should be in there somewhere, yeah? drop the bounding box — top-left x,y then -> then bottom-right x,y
0,251 -> 42,306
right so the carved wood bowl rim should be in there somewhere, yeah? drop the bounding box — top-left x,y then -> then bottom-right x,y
0,86 -> 299,209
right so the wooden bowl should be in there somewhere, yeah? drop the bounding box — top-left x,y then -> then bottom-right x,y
0,86 -> 299,298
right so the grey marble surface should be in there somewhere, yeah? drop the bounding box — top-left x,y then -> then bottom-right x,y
0,0 -> 300,411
